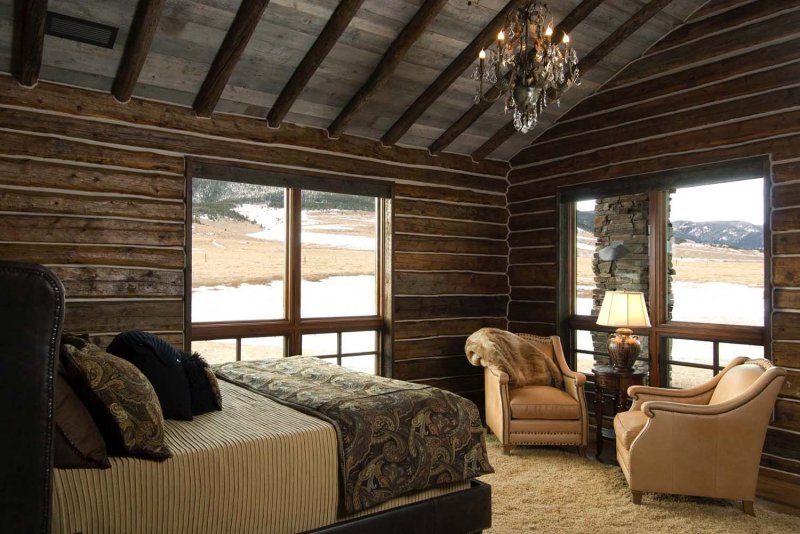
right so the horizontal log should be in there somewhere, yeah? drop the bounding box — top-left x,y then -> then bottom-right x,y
393,198 -> 507,224
773,182 -> 800,209
49,266 -> 183,299
760,455 -> 800,477
0,130 -> 183,174
774,258 -> 800,287
605,10 -> 800,90
508,196 -> 556,215
392,354 -> 483,380
395,317 -> 506,340
757,467 -> 800,507
508,229 -> 556,248
507,321 -> 558,336
510,287 -> 557,302
561,37 -> 800,125
508,264 -> 558,287
394,216 -> 507,240
773,341 -> 800,369
393,336 -> 471,360
395,272 -> 509,296
772,207 -> 800,232
773,311 -> 800,341
509,246 -> 557,265
0,189 -> 184,221
508,211 -> 557,232
508,301 -> 557,324
514,109 -> 800,173
764,427 -> 800,461
394,234 -> 508,256
774,399 -> 800,432
0,157 -> 184,199
0,214 -> 183,247
395,295 -> 508,321
773,233 -> 800,255
524,86 -> 800,166
64,300 -> 184,333
394,184 -> 506,207
394,253 -> 506,273
0,107 -> 505,193
774,289 -> 800,310
90,332 -> 184,351
0,243 -> 183,269
783,370 -> 800,398
688,0 -> 750,22
0,75 -> 507,178
509,136 -> 798,201
774,162 -> 800,184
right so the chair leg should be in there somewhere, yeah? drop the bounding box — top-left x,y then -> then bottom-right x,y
742,500 -> 754,516
502,444 -> 512,455
577,445 -> 587,458
631,491 -> 642,505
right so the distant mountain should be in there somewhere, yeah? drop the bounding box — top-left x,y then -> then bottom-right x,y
575,211 -> 762,251
672,220 -> 763,251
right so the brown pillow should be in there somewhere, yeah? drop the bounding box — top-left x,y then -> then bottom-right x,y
61,342 -> 172,461
54,362 -> 110,469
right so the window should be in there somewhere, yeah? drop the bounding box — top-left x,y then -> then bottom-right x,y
187,163 -> 389,373
563,161 -> 768,388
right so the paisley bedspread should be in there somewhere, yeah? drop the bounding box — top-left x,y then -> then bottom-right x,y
214,356 -> 493,515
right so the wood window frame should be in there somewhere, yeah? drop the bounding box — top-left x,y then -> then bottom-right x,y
183,158 -> 391,373
559,157 -> 771,386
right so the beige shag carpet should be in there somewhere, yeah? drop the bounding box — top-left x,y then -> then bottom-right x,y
480,434 -> 800,533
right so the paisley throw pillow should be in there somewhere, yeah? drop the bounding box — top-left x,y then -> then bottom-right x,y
61,342 -> 172,461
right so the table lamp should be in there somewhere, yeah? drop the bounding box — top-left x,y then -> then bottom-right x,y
596,290 -> 651,372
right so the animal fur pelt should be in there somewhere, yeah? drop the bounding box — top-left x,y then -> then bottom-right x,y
465,328 -> 563,388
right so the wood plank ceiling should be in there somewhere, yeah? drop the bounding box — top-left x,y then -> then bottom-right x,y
1,0 -> 708,162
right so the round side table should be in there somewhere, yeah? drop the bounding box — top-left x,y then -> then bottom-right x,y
592,365 -> 647,461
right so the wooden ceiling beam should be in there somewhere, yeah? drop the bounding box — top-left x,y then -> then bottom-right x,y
112,0 -> 166,103
472,0 -> 675,160
380,0 -> 529,147
13,0 -> 48,87
327,0 -> 449,139
193,0 -> 270,118
267,0 -> 365,128
430,0 -> 603,156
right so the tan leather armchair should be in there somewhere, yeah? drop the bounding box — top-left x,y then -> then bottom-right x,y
614,357 -> 786,515
484,334 -> 588,456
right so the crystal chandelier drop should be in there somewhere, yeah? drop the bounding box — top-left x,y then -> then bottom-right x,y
472,2 -> 580,133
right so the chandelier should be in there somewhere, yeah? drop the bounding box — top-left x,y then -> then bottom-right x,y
472,2 -> 580,133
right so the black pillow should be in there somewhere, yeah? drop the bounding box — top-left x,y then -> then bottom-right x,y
180,351 -> 223,415
106,331 -> 193,421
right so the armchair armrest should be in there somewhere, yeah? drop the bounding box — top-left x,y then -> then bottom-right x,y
486,365 -> 510,385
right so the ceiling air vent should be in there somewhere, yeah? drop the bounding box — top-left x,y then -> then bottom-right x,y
45,12 -> 118,49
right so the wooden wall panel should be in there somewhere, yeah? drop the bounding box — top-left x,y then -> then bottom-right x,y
0,72 -> 508,401
507,1 -> 800,504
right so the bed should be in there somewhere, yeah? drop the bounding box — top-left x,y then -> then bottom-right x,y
0,262 -> 492,534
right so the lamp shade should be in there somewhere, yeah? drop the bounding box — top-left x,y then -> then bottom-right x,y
596,291 -> 651,328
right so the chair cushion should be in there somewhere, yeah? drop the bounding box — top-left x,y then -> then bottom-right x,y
709,363 -> 764,405
614,410 -> 649,449
508,385 -> 579,420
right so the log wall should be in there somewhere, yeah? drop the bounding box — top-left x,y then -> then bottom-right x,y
507,0 -> 800,505
0,73 -> 508,405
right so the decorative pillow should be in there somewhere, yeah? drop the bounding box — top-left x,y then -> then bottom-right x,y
61,341 -> 172,461
106,331 -> 193,421
180,351 -> 223,415
54,361 -> 110,469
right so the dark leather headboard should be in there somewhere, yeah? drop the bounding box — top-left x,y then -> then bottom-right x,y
0,262 -> 64,533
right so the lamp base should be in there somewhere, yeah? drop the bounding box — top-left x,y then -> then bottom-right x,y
607,328 -> 641,373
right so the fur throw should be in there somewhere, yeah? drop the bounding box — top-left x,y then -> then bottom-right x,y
465,328 -> 563,388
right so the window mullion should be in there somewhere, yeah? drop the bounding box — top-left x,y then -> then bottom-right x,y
648,190 -> 668,386
288,187 -> 302,355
